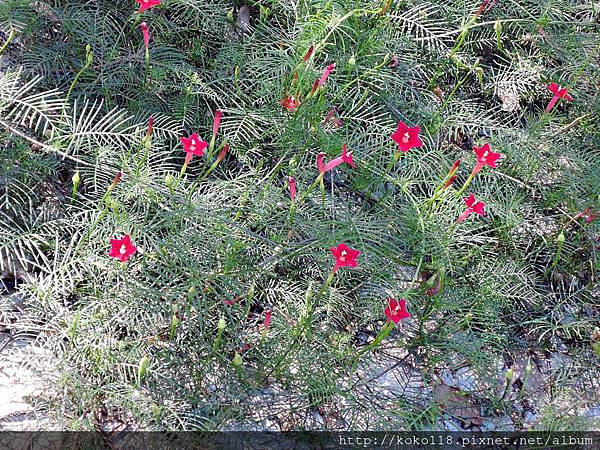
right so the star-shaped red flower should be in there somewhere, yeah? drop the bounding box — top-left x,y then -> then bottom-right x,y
473,143 -> 501,172
330,243 -> 360,272
280,94 -> 300,112
384,298 -> 411,324
180,133 -> 208,158
323,144 -> 356,172
458,194 -> 486,222
136,0 -> 161,13
109,235 -> 138,262
391,121 -> 423,153
546,82 -> 573,112
548,82 -> 573,101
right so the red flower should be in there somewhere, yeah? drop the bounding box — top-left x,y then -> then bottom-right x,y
548,82 -> 573,100
575,208 -> 598,223
310,63 -> 335,94
288,176 -> 296,201
109,235 -> 138,262
136,0 -> 161,13
330,243 -> 360,273
318,63 -> 335,87
458,194 -> 486,222
180,133 -> 208,160
212,109 -> 223,141
472,143 -> 501,174
280,94 -> 300,112
323,144 -> 356,172
391,121 -> 423,153
546,82 -> 573,112
384,298 -> 411,324
140,22 -> 150,50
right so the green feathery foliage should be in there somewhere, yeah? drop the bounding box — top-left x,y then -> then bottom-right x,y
0,0 -> 598,431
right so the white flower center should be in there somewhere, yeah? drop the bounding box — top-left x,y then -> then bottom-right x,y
402,132 -> 410,143
190,143 -> 196,151
483,150 -> 489,158
120,245 -> 127,255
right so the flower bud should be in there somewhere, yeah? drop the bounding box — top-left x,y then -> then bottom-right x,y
217,317 -> 226,331
227,8 -> 234,22
557,231 -> 565,243
232,352 -> 243,367
217,143 -> 229,162
505,368 -> 514,380
165,174 -> 175,188
72,170 -> 80,186
259,5 -> 270,20
111,171 -> 122,187
348,55 -> 356,66
302,45 -> 314,63
494,20 -> 502,33
138,355 -> 150,383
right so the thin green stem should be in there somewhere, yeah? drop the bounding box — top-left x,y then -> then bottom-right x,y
0,28 -> 16,57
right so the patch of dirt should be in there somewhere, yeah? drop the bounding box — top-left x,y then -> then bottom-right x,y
0,290 -> 61,431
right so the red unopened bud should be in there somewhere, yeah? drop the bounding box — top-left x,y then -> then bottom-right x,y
443,175 -> 458,189
212,110 -> 223,141
449,159 -> 461,176
264,310 -> 272,330
302,45 -> 314,63
111,171 -> 122,187
145,115 -> 154,140
310,79 -> 319,95
217,144 -> 230,162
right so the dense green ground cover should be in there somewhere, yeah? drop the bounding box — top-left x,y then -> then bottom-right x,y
0,0 -> 599,431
